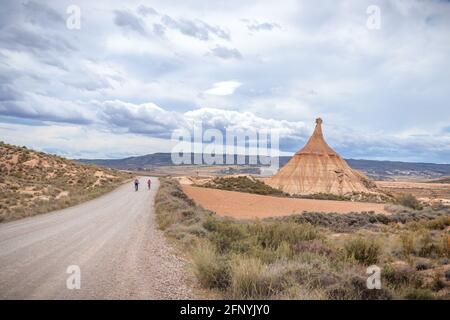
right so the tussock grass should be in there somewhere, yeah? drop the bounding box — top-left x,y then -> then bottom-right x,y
229,256 -> 286,299
344,236 -> 381,265
190,240 -> 230,289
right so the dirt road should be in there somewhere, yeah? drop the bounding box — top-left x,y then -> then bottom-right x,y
0,177 -> 195,299
182,186 -> 388,219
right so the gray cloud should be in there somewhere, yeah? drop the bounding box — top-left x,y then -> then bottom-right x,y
22,1 -> 64,27
0,26 -> 75,53
161,14 -> 230,41
0,97 -> 93,125
152,23 -> 166,37
61,77 -> 112,92
210,45 -> 242,59
0,85 -> 20,102
97,100 -> 184,137
243,20 -> 280,31
113,10 -> 147,36
137,5 -> 158,17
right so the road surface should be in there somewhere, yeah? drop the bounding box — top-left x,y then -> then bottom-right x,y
0,177 -> 195,299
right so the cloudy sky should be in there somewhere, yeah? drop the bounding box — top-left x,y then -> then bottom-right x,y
1,0 -> 449,162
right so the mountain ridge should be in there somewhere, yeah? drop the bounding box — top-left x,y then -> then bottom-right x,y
77,153 -> 450,180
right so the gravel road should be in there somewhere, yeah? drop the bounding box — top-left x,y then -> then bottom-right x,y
0,177 -> 196,299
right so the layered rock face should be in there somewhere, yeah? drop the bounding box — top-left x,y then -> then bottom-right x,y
267,118 -> 375,196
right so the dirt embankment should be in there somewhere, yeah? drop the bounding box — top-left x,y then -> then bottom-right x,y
0,142 -> 132,222
182,186 -> 388,219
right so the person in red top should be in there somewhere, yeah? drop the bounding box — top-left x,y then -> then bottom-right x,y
147,178 -> 152,190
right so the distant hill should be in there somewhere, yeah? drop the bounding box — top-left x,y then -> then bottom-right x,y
77,153 -> 450,180
0,142 -> 131,222
428,177 -> 450,184
345,159 -> 450,180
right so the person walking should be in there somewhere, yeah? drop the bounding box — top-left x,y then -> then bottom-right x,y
147,178 -> 152,190
134,178 -> 140,191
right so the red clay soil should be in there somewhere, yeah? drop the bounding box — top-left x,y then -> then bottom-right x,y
182,186 -> 388,219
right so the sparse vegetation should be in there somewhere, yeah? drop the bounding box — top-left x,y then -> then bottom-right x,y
344,236 -> 381,265
155,178 -> 450,300
0,142 -> 132,222
200,176 -> 286,196
198,176 -> 394,203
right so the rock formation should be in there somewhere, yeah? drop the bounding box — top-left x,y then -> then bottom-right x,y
267,118 -> 376,196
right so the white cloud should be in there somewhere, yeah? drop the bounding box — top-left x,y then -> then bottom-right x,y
204,81 -> 242,96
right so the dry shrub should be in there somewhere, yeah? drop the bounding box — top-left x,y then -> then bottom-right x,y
325,274 -> 392,300
426,215 -> 450,230
203,217 -> 251,253
292,240 -> 335,257
442,234 -> 450,258
190,241 -> 230,289
383,263 -> 422,290
416,231 -> 444,259
229,256 -> 286,299
400,232 -> 416,257
250,221 -> 321,249
397,194 -> 423,210
403,288 -> 435,300
344,236 -> 381,265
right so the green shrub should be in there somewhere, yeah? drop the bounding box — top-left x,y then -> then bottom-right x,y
204,218 -> 252,253
344,236 -> 381,265
250,221 -> 321,249
202,176 -> 285,196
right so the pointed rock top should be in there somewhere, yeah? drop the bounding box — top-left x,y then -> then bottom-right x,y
296,118 -> 338,156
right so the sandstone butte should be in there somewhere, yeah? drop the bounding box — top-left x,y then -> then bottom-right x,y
267,118 -> 376,196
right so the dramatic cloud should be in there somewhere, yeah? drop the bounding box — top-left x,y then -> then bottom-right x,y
0,94 -> 93,124
97,100 -> 184,137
